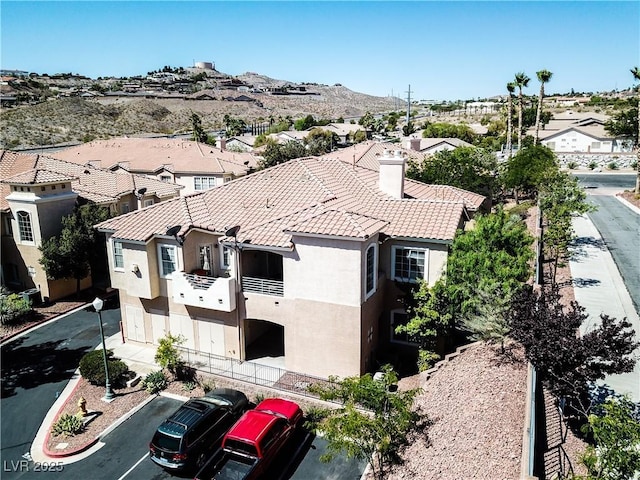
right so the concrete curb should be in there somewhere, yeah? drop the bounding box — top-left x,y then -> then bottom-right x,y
615,194 -> 640,215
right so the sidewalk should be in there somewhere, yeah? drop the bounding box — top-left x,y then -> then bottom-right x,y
569,200 -> 640,403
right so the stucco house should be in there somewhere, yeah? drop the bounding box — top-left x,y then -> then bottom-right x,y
95,150 -> 485,379
0,150 -> 182,302
403,137 -> 474,155
51,137 -> 261,196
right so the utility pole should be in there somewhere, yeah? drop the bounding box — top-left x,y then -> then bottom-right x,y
405,84 -> 412,125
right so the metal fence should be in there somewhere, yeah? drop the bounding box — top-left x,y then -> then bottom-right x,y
178,346 -> 337,400
242,276 -> 284,296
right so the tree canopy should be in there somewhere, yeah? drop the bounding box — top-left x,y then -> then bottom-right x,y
501,145 -> 558,202
406,146 -> 498,197
604,107 -> 638,146
421,122 -> 477,143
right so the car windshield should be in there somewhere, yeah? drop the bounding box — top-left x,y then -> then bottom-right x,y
153,433 -> 181,452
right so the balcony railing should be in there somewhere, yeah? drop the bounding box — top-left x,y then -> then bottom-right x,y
172,272 -> 236,312
242,276 -> 284,297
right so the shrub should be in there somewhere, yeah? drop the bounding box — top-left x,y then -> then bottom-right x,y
142,371 -> 167,394
303,406 -> 331,432
51,413 -> 84,437
154,333 -> 185,374
607,161 -> 618,170
79,349 -> 129,387
182,381 -> 197,392
0,292 -> 32,325
567,161 -> 578,170
197,375 -> 215,393
588,161 -> 598,170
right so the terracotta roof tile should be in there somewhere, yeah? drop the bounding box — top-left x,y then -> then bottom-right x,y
97,156 -> 482,247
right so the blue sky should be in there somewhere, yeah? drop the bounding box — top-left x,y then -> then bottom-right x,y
1,1 -> 638,101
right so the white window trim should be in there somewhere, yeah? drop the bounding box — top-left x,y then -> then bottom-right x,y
158,244 -> 180,279
391,245 -> 428,283
143,199 -> 154,207
113,240 -> 125,270
364,243 -> 377,300
390,309 -> 417,346
17,210 -> 34,244
194,176 -> 217,191
220,245 -> 232,271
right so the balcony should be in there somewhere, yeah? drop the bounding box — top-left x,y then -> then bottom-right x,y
242,276 -> 284,297
172,272 -> 236,312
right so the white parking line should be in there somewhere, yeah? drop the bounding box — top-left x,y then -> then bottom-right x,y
117,452 -> 149,480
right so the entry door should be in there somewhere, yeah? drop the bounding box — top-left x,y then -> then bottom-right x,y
168,313 -> 195,350
196,318 -> 225,356
125,305 -> 145,342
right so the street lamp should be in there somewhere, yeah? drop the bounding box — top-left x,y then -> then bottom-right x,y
92,297 -> 115,402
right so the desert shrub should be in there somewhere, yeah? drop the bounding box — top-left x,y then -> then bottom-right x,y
154,333 -> 185,374
142,371 -> 167,394
607,161 -> 618,170
79,349 -> 129,387
567,161 -> 578,170
182,381 -> 197,392
588,161 -> 598,170
51,413 -> 84,437
303,405 -> 331,432
197,375 -> 215,393
0,292 -> 32,325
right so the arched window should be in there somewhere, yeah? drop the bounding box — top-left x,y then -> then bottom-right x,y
17,211 -> 33,242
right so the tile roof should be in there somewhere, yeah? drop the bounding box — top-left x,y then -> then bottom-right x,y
50,137 -> 260,175
0,150 -> 182,211
97,156 -> 478,248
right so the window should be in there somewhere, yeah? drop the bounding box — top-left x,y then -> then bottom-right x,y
220,245 -> 232,270
223,177 -> 232,183
591,142 -> 601,149
365,244 -> 376,297
121,203 -> 130,214
159,245 -> 178,277
143,199 -> 154,207
17,211 -> 34,242
392,246 -> 426,283
113,241 -> 124,269
199,245 -> 212,272
390,310 -> 415,345
194,177 -> 216,191
160,175 -> 171,183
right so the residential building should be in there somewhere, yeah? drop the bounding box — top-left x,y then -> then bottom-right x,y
403,137 -> 475,155
0,151 -> 182,301
96,151 -> 485,379
51,137 -> 261,196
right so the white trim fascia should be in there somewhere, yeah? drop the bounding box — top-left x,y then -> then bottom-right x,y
284,231 -> 370,242
390,236 -> 452,245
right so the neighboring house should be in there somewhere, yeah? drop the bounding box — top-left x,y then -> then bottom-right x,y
269,131 -> 309,144
225,136 -> 258,153
306,123 -> 369,145
403,137 -> 474,155
0,151 -> 182,302
95,151 -> 485,379
51,137 -> 261,196
530,110 -> 632,153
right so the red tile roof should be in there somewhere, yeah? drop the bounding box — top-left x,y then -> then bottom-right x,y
97,156 -> 478,247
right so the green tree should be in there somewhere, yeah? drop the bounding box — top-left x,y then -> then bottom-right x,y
514,72 -> 530,152
508,285 -> 638,412
501,145 -> 558,203
294,114 -> 316,131
539,171 -> 596,285
580,396 -> 640,480
421,122 -> 477,143
39,204 -> 111,296
406,146 -> 498,197
191,112 -> 208,143
258,140 -> 306,169
350,129 -> 367,143
308,366 -> 427,480
304,127 -> 338,154
358,111 -> 375,129
534,70 -> 553,145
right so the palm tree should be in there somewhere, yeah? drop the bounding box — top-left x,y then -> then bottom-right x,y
506,82 -> 516,157
514,72 -> 530,152
534,70 -> 553,145
631,67 -> 640,194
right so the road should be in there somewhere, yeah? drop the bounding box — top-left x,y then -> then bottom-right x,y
0,303 -> 121,479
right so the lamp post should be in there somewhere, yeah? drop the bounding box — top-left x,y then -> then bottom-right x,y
92,297 -> 115,401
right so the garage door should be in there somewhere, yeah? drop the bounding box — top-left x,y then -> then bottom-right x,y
168,313 -> 195,350
196,318 -> 225,356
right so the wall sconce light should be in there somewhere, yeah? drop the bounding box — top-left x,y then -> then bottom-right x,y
131,263 -> 140,274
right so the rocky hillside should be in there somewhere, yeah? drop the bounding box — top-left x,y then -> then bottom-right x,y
0,71 -> 402,149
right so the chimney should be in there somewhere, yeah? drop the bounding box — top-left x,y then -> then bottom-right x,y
216,136 -> 226,151
408,137 -> 421,151
378,149 -> 405,199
